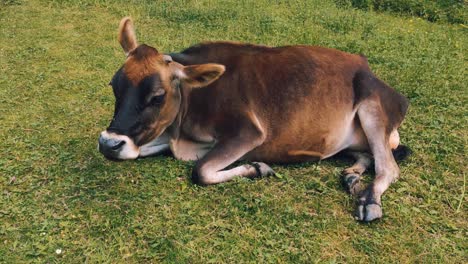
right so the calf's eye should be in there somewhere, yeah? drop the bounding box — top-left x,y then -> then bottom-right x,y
148,88 -> 166,105
150,94 -> 165,105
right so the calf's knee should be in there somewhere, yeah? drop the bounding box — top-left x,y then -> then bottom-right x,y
191,164 -> 217,185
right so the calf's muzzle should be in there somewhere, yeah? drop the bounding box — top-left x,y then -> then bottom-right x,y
97,131 -> 140,160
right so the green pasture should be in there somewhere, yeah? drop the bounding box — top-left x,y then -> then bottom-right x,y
0,0 -> 466,262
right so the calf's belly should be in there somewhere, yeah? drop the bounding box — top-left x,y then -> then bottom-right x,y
244,116 -> 368,163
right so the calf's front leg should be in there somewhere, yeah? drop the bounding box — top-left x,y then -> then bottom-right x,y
191,132 -> 273,185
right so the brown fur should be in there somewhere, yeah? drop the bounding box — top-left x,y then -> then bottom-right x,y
172,42 -> 376,163
182,63 -> 225,88
102,18 -> 410,221
118,17 -> 138,53
124,44 -> 165,86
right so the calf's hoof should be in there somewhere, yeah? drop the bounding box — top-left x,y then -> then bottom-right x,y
355,203 -> 382,222
251,162 -> 275,177
342,173 -> 362,195
355,187 -> 383,222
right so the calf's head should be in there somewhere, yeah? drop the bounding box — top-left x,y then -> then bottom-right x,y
98,17 -> 225,160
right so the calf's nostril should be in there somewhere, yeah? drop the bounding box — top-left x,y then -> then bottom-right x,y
111,140 -> 126,150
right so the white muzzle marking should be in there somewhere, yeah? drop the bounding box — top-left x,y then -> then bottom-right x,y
100,131 -> 140,159
99,131 -> 170,160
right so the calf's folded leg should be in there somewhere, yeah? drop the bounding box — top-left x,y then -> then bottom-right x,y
191,129 -> 273,185
355,99 -> 401,222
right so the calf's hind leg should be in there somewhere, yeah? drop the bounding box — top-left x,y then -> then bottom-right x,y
355,99 -> 401,222
342,152 -> 372,195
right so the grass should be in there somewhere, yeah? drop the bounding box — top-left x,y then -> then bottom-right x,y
0,0 -> 466,262
335,0 -> 467,25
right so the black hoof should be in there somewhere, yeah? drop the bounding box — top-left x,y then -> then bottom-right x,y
355,187 -> 383,222
342,173 -> 362,195
355,203 -> 382,222
251,162 -> 275,177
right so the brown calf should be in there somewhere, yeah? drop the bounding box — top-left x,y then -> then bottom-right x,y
98,18 -> 410,222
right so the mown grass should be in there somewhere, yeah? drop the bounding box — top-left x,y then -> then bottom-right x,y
0,0 -> 466,262
335,0 -> 467,25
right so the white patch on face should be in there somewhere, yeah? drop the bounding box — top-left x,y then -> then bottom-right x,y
100,130 -> 173,159
100,131 -> 140,159
139,132 -> 171,157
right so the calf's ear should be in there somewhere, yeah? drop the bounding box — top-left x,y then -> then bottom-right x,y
179,63 -> 225,88
118,17 -> 138,55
